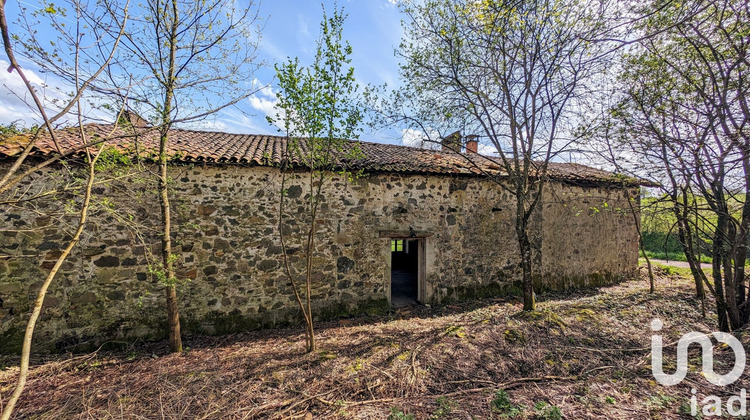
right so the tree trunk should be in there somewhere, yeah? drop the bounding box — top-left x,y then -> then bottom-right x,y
159,0 -> 182,354
678,218 -> 706,299
673,194 -> 706,299
278,171 -> 316,354
166,285 -> 182,353
516,197 -> 535,311
159,130 -> 182,353
712,213 -> 730,332
641,241 -> 655,294
735,158 -> 750,324
627,190 -> 655,292
303,170 -> 323,353
520,237 -> 535,311
304,222 -> 317,352
1,149 -> 99,420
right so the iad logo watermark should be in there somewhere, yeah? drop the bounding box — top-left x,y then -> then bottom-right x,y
651,319 -> 747,417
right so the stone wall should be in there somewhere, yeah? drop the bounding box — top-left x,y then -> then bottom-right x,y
0,162 -> 638,352
539,184 -> 640,290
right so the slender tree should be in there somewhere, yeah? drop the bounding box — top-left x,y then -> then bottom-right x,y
608,0 -> 749,331
0,1 -> 129,417
393,0 -> 612,310
107,0 -> 263,352
270,6 -> 363,353
0,0 -> 128,194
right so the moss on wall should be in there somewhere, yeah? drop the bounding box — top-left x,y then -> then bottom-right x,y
0,163 -> 638,354
0,327 -> 23,354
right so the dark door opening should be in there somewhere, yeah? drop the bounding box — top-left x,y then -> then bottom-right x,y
390,238 -> 420,307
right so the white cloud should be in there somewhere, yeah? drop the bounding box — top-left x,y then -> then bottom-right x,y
0,60 -> 53,126
247,81 -> 284,130
400,129 -> 501,155
478,144 -> 499,156
248,94 -> 278,116
401,128 -> 440,149
260,37 -> 290,64
297,14 -> 311,39
185,118 -> 230,132
401,128 -> 424,147
0,59 -> 115,128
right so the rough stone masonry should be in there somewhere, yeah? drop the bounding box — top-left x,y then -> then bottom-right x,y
0,126 -> 641,352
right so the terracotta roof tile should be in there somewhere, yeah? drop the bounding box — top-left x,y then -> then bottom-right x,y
0,124 -> 643,186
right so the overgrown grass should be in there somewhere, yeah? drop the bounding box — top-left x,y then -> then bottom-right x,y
642,250 -> 712,263
2,273 -> 745,419
644,259 -> 713,279
641,231 -> 712,263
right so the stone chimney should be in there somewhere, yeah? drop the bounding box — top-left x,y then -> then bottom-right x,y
441,131 -> 461,152
465,135 -> 478,154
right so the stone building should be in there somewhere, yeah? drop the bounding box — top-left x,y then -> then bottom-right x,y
0,125 -> 641,352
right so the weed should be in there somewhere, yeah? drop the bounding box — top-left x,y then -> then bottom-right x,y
678,400 -> 701,418
492,389 -> 523,418
605,396 -> 616,404
348,358 -> 363,372
570,307 -> 598,322
388,407 -> 415,420
533,401 -> 562,420
430,396 -> 457,419
503,328 -> 526,344
444,325 -> 466,338
514,309 -> 566,330
648,392 -> 676,409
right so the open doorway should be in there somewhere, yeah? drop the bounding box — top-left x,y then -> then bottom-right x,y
390,238 -> 421,307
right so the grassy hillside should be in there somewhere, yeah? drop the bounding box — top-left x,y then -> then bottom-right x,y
639,195 -> 731,262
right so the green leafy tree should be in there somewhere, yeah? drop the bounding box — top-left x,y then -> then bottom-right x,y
608,0 -> 749,330
270,6 -> 363,353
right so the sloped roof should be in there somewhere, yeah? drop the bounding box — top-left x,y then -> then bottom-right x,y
0,124 -> 642,186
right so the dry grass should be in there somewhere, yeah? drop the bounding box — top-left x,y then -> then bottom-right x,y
1,267 -> 747,419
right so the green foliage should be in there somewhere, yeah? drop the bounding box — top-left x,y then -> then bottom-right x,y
270,4 -> 365,353
94,146 -> 133,173
678,400 -> 701,418
430,397 -> 457,419
647,392 -> 676,410
0,122 -> 35,135
533,401 -> 562,420
637,194 -> 750,262
444,325 -> 466,338
147,254 -> 183,286
492,389 -> 523,418
270,6 -> 364,172
609,0 -> 750,336
387,407 -> 415,420
641,232 -> 694,262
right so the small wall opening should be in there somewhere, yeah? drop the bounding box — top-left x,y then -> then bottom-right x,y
390,238 -> 420,307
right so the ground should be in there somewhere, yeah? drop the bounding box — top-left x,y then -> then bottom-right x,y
1,266 -> 747,419
648,259 -> 713,270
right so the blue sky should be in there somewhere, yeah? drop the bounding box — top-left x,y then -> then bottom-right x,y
0,0 -> 410,145
243,0 -> 406,144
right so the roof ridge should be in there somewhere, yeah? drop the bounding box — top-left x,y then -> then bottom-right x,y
0,123 -> 647,186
